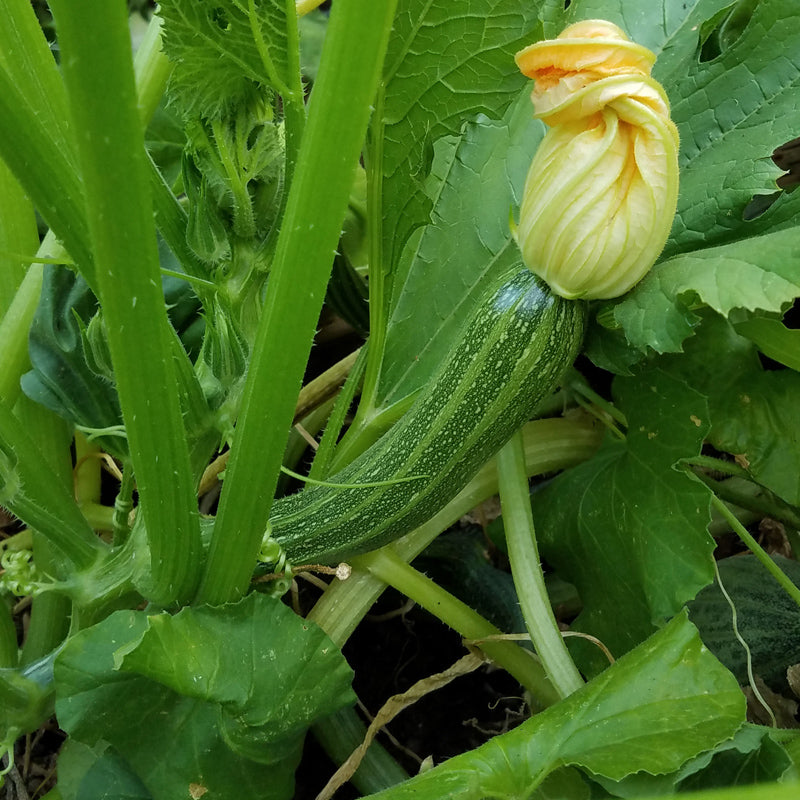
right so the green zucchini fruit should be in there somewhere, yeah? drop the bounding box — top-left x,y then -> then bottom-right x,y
270,267 -> 586,564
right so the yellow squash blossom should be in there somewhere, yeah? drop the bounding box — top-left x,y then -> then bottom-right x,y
514,20 -> 679,300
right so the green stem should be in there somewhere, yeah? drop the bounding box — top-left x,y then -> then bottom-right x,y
281,0 -> 306,183
0,403 -> 103,571
50,0 -> 202,604
112,462 -> 136,546
692,469 -> 800,531
147,154 -> 213,286
566,371 -> 628,427
355,547 -> 559,707
0,157 -> 37,316
308,345 -> 368,481
0,0 -> 93,278
73,432 -> 102,509
709,493 -> 800,609
497,431 -> 584,699
0,599 -> 17,668
356,96 -> 388,418
312,708 -> 409,796
196,0 -> 398,605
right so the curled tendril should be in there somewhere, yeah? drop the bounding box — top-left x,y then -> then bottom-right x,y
0,733 -> 18,789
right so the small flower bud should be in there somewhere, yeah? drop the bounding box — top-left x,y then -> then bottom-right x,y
514,20 -> 679,300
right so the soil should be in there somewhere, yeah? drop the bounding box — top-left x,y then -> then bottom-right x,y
294,586 -> 530,800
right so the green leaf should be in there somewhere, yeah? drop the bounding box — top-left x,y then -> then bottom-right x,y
678,727 -> 792,793
55,595 -> 355,800
376,92 -> 544,405
117,593 -> 356,750
379,0 -> 545,300
662,0 -> 800,254
611,229 -> 800,354
20,266 -> 124,455
58,741 -> 152,800
158,0 -> 290,118
362,613 -> 744,800
660,312 -> 800,505
533,369 -> 715,674
562,0 -> 735,67
594,724 -> 793,797
734,315 -> 800,372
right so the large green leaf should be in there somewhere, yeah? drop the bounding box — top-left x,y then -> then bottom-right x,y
377,93 -> 544,406
362,613 -> 744,800
54,594 -> 355,800
58,741 -> 153,800
379,0 -> 546,306
533,369 -> 715,674
612,229 -> 800,354
560,0 -> 734,64
663,0 -> 800,254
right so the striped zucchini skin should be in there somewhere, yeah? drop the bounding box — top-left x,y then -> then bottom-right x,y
271,267 -> 586,564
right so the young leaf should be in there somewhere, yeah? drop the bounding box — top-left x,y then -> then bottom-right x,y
532,369 -> 715,674
158,0 -> 291,118
20,266 -> 124,457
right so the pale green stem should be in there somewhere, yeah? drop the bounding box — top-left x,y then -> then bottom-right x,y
497,430 -> 584,698
355,547 -> 559,706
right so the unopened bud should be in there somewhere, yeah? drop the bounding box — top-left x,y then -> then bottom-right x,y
515,20 -> 679,300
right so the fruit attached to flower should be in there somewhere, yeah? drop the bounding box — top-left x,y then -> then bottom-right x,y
514,20 -> 679,300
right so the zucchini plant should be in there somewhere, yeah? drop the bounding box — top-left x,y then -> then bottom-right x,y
0,1 -> 799,799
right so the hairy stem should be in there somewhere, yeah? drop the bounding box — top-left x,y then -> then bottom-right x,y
196,0 -> 398,605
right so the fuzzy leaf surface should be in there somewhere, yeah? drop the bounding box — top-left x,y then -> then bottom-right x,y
158,0 -> 289,118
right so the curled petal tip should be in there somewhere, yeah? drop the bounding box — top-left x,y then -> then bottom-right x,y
514,20 -> 679,300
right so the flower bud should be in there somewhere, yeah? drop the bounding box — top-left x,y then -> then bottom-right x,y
514,20 -> 679,300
